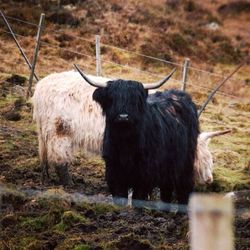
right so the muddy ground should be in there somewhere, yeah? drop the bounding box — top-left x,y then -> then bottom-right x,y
0,74 -> 249,250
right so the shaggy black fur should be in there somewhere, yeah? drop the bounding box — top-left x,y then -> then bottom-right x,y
93,80 -> 199,204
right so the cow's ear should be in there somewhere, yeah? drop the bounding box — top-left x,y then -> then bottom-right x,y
93,87 -> 107,108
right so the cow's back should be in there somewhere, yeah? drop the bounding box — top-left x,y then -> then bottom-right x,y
32,71 -> 107,155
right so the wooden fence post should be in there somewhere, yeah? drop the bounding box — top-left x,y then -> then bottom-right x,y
182,58 -> 190,91
0,11 -> 39,81
58,0 -> 62,9
189,193 -> 234,250
26,13 -> 45,99
95,35 -> 101,76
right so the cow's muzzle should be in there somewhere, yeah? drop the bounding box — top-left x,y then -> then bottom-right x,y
115,113 -> 129,122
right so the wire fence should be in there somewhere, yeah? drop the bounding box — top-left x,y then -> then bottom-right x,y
3,15 -> 39,27
0,15 -> 247,79
0,14 -> 246,79
0,14 -> 248,103
0,27 -> 243,99
0,184 -> 247,216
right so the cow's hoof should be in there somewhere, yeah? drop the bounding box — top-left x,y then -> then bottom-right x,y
55,163 -> 73,187
41,162 -> 50,185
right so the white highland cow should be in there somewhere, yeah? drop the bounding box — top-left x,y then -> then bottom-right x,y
32,71 -> 108,185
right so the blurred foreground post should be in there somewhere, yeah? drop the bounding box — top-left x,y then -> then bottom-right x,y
27,13 -> 45,99
57,0 -> 62,9
182,58 -> 190,91
95,35 -> 101,76
189,194 -> 234,250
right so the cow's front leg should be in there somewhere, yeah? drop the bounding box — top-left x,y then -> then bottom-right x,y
54,162 -> 73,186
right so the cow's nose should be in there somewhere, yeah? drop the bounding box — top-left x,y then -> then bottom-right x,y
206,176 -> 213,184
117,113 -> 129,121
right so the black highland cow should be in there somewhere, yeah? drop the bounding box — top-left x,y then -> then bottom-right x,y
75,65 -> 199,204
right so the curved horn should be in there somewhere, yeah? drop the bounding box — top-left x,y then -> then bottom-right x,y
143,68 -> 176,90
200,129 -> 231,141
74,64 -> 107,88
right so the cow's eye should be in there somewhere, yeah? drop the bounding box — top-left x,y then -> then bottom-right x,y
106,96 -> 113,108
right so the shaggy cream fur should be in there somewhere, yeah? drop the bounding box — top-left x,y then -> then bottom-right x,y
32,71 -> 109,166
194,130 -> 231,184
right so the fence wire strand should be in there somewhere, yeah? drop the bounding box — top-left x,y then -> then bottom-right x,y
0,20 -> 245,100
45,27 -> 95,44
100,42 -> 182,67
0,185 -> 248,215
1,15 -> 39,27
0,14 -> 246,83
0,27 -> 29,39
40,40 -> 96,60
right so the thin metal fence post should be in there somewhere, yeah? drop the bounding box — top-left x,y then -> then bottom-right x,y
0,11 -> 39,81
189,194 -> 234,250
95,35 -> 101,76
26,13 -> 45,99
198,58 -> 248,117
182,58 -> 190,91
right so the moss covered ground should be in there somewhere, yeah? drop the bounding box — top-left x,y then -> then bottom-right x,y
0,70 -> 249,249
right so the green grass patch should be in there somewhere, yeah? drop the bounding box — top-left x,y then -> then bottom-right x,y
62,210 -> 87,224
213,167 -> 250,191
71,244 -> 91,250
21,208 -> 62,232
197,166 -> 250,193
78,202 -> 118,215
92,203 -> 118,215
18,236 -> 37,249
21,216 -> 48,231
54,220 -> 67,232
0,94 -> 19,109
54,210 -> 88,232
